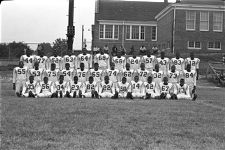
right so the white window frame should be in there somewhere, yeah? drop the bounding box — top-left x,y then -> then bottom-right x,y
187,41 -> 201,50
186,11 -> 196,31
126,25 -> 145,41
151,26 -> 157,41
200,11 -> 209,31
99,24 -> 119,40
208,41 -> 221,50
213,12 -> 223,32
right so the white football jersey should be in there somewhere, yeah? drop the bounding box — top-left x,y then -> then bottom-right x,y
13,67 -> 28,83
151,71 -> 164,85
167,70 -> 180,84
67,81 -> 83,93
117,82 -> 130,93
44,69 -> 60,82
54,81 -> 67,92
48,56 -> 62,70
35,56 -> 48,70
77,53 -> 92,69
76,69 -> 89,83
143,82 -> 158,94
127,57 -> 141,71
170,58 -> 185,72
121,69 -> 134,83
176,83 -> 190,95
137,69 -> 150,82
83,81 -> 98,93
60,69 -> 74,82
105,69 -> 119,83
159,82 -> 174,94
131,81 -> 143,93
112,56 -> 126,71
157,57 -> 170,73
63,55 -> 77,69
38,81 -> 53,93
90,69 -> 103,83
182,70 -> 197,86
22,81 -> 38,95
99,81 -> 114,93
29,68 -> 44,82
94,53 -> 110,69
20,55 -> 35,69
142,55 -> 157,70
185,58 -> 200,71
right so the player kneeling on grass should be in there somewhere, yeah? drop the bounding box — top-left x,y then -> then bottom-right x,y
130,76 -> 145,99
176,78 -> 191,100
144,76 -> 160,99
159,77 -> 177,100
82,76 -> 99,98
66,76 -> 82,98
116,77 -> 132,99
99,76 -> 116,98
37,77 -> 53,98
22,75 -> 37,98
52,75 -> 67,98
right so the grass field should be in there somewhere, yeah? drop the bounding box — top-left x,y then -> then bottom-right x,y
1,73 -> 225,150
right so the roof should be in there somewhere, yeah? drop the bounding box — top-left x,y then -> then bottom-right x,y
97,0 -> 169,21
179,0 -> 225,6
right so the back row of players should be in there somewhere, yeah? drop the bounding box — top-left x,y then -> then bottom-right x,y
13,49 -> 200,100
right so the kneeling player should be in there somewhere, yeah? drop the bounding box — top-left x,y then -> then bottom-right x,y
37,77 -> 53,98
52,75 -> 67,98
22,75 -> 37,98
82,76 -> 99,98
116,77 -> 132,99
130,76 -> 145,99
176,78 -> 191,100
143,76 -> 160,99
66,76 -> 82,98
99,76 -> 115,98
159,77 -> 176,100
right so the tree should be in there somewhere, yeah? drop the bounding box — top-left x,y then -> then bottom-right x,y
52,38 -> 68,56
37,43 -> 53,57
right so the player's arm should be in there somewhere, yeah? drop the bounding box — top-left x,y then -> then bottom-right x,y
123,57 -> 126,69
107,56 -> 110,69
22,82 -> 27,96
140,82 -> 145,95
89,54 -> 93,69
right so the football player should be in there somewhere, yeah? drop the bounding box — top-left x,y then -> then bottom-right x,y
13,61 -> 29,97
37,76 -> 54,98
156,51 -> 170,74
82,76 -> 99,98
176,78 -> 191,100
159,77 -> 176,100
35,50 -> 48,70
52,75 -> 67,98
66,76 -> 82,98
185,52 -> 200,80
130,76 -> 145,99
48,51 -> 62,70
121,63 -> 134,83
20,49 -> 35,69
116,77 -> 132,99
142,50 -> 157,72
170,52 -> 184,72
167,65 -> 180,85
143,76 -> 160,99
60,63 -> 74,82
22,75 -> 37,98
112,51 -> 126,71
94,49 -> 110,70
136,63 -> 150,82
76,63 -> 89,83
127,52 -> 141,71
99,76 -> 115,98
105,62 -> 120,87
77,49 -> 92,69
63,51 -> 77,70
29,61 -> 44,83
44,63 -> 60,82
89,63 -> 103,84
151,64 -> 165,86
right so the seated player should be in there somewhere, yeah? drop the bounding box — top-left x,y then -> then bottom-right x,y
44,63 -> 60,82
37,76 -> 54,98
121,63 -> 134,83
130,76 -> 145,99
22,75 -> 38,98
159,77 -> 176,100
82,76 -> 99,98
136,63 -> 150,82
13,61 -> 29,97
76,63 -> 89,83
52,75 -> 67,98
89,63 -> 103,84
66,76 -> 82,98
168,65 -> 180,85
151,64 -> 165,86
60,63 -> 74,82
99,76 -> 115,98
105,62 -> 120,87
116,77 -> 132,99
182,64 -> 197,101
176,78 -> 191,100
143,76 -> 160,99
29,61 -> 44,83
112,51 -> 126,71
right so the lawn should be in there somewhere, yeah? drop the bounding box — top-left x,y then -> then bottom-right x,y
1,77 -> 225,150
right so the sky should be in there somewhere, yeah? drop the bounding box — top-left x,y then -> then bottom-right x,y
0,0 -> 176,50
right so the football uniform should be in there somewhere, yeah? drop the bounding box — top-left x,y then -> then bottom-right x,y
116,82 -> 131,98
89,69 -> 103,83
112,56 -> 126,71
29,68 -> 44,83
130,81 -> 145,98
20,55 -> 35,69
53,81 -> 67,97
44,69 -> 60,82
63,55 -> 77,69
76,69 -> 89,83
22,81 -> 38,97
59,69 -> 74,82
127,56 -> 141,71
167,70 -> 180,85
66,81 -> 83,97
143,82 -> 160,98
94,53 -> 110,70
142,55 -> 157,71
185,57 -> 200,71
105,69 -> 120,84
182,70 -> 197,94
176,83 -> 191,100
159,82 -> 174,99
170,57 -> 185,72
157,57 -> 170,74
137,69 -> 150,82
37,81 -> 54,98
77,53 -> 92,69
13,67 -> 28,94
48,56 -> 62,70
35,56 -> 48,70
82,81 -> 98,98
151,71 -> 164,86
121,69 -> 134,83
99,81 -> 114,98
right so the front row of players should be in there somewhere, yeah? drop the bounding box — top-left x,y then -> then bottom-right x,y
21,74 -> 197,101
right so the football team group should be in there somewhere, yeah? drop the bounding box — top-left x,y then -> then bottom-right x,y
13,49 -> 200,100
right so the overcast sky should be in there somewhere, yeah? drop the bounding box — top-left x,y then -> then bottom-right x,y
1,0 -> 176,50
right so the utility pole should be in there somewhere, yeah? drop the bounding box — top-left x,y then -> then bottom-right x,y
81,25 -> 84,50
67,0 -> 75,53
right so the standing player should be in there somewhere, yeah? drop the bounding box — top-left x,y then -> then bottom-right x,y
127,53 -> 141,71
116,77 -> 132,99
89,63 -> 103,84
48,51 -> 62,70
76,63 -> 89,83
77,50 -> 92,69
151,64 -> 165,86
62,51 -> 77,70
142,50 -> 157,72
82,76 -> 99,98
167,65 -> 180,85
13,61 -> 29,97
159,77 -> 176,100
94,49 -> 110,70
170,52 -> 184,72
66,76 -> 83,98
156,51 -> 170,74
52,75 -> 67,98
121,63 -> 134,83
44,63 -> 60,82
99,76 -> 115,98
20,49 -> 35,69
182,64 -> 197,100
112,51 -> 126,71
29,62 -> 44,83
176,78 -> 191,100
136,63 -> 150,82
35,50 -> 48,70
105,62 -> 120,87
22,75 -> 38,98
143,76 -> 160,99
185,52 -> 200,80
60,63 -> 74,82
37,76 -> 54,98
130,76 -> 145,99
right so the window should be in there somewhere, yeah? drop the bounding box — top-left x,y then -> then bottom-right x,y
152,26 -> 157,41
99,24 -> 119,39
208,41 -> 221,50
213,12 -> 223,32
186,11 -> 196,30
200,11 -> 209,31
188,41 -> 201,49
126,25 -> 145,40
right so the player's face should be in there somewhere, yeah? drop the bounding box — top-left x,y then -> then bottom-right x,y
141,63 -> 145,70
51,64 -> 56,70
80,63 -> 84,70
171,65 -> 176,72
134,76 -> 139,82
111,63 -> 115,70
94,64 -> 99,70
126,64 -> 130,70
89,77 -> 93,84
59,76 -> 64,82
122,77 -> 126,84
44,77 -> 48,84
155,64 -> 159,71
147,77 -> 152,83
176,52 -> 180,58
74,76 -> 78,83
117,51 -> 121,57
34,62 -> 39,69
105,76 -> 109,84
161,52 -> 165,58
190,52 -> 194,59
19,61 -> 24,68
163,77 -> 168,84
26,50 -> 32,56
187,64 -> 191,71
65,64 -> 70,70
29,76 -> 34,83
180,79 -> 185,86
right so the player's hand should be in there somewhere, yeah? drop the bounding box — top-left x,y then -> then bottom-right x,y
13,83 -> 15,90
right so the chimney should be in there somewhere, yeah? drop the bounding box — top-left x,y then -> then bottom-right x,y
164,0 -> 168,3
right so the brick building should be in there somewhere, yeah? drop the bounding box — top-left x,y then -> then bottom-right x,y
156,0 -> 225,53
92,0 -> 169,53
